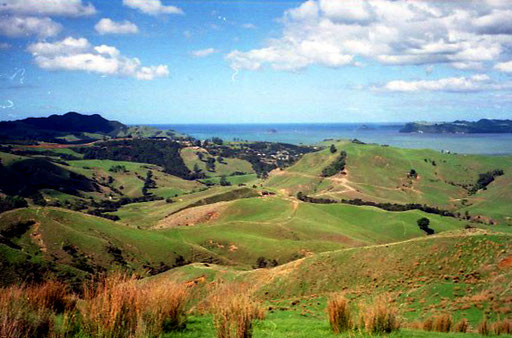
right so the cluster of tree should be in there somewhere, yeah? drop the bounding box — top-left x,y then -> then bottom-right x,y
142,170 -> 157,196
330,144 -> 337,153
90,195 -> 164,214
322,151 -> 347,177
2,147 -> 82,161
417,217 -> 435,235
109,165 -> 128,173
211,137 -> 224,145
76,139 -> 195,179
341,199 -> 455,217
0,158 -> 98,197
0,112 -> 126,144
469,169 -> 504,194
219,175 -> 231,186
206,157 -> 216,172
297,192 -> 338,204
0,195 -> 28,214
297,192 -> 455,217
204,141 -> 315,178
254,256 -> 279,269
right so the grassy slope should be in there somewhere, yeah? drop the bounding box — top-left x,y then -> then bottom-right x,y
181,147 -> 255,177
66,159 -> 201,199
158,230 -> 512,335
266,141 -> 512,224
150,194 -> 465,268
0,207 -> 234,285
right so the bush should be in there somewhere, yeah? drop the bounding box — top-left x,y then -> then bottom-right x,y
209,284 -> 265,338
359,298 -> 399,334
454,318 -> 469,333
327,294 -> 352,333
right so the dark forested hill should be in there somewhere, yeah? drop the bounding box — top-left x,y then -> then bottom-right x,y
0,112 -> 127,144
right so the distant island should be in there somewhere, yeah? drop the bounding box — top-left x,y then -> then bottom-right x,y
400,119 -> 512,134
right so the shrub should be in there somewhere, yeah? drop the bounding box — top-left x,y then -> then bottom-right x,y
327,294 -> 352,333
454,318 -> 469,333
432,314 -> 452,332
359,297 -> 400,334
209,283 -> 265,338
79,273 -> 188,337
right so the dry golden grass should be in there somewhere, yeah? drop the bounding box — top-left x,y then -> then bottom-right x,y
209,283 -> 265,338
79,273 -> 189,338
478,318 -> 490,336
358,297 -> 400,334
432,314 -> 453,332
0,283 -> 57,337
327,293 -> 352,333
492,319 -> 512,335
422,317 -> 433,331
454,318 -> 469,333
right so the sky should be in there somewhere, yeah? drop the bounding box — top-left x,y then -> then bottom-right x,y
1,0 -> 512,124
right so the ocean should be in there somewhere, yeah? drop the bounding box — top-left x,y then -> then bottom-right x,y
149,123 -> 512,156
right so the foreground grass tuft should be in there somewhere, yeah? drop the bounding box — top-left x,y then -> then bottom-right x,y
359,297 -> 400,334
327,293 -> 352,333
80,273 -> 189,337
209,283 -> 265,338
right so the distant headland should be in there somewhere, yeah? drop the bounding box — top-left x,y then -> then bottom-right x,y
400,119 -> 512,134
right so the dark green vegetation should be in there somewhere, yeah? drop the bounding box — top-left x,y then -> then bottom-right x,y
401,119 -> 512,134
77,139 -> 194,179
0,112 -> 181,144
0,116 -> 511,336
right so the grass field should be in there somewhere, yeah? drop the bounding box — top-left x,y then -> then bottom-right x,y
181,147 -> 255,177
266,140 -> 512,225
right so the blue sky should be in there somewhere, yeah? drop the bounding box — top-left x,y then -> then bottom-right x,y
1,0 -> 512,123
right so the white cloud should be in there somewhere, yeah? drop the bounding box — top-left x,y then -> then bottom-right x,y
242,23 -> 256,29
382,74 -> 512,92
0,42 -> 11,49
123,0 -> 183,16
0,16 -> 61,38
27,37 -> 169,80
190,48 -> 218,58
0,0 -> 96,17
495,61 -> 512,73
95,18 -> 139,35
227,0 -> 512,72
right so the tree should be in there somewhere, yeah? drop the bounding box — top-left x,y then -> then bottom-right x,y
206,157 -> 216,172
417,217 -> 434,235
417,217 -> 430,227
330,144 -> 337,153
197,152 -> 205,161
211,137 -> 223,145
409,169 -> 418,179
193,163 -> 202,175
219,175 -> 230,186
217,156 -> 225,164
